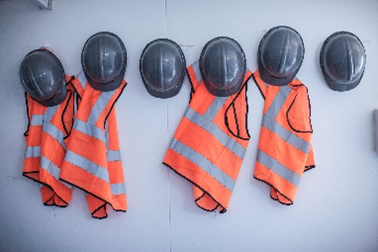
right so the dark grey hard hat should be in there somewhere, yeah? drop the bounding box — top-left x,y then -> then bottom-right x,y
82,31 -> 127,92
258,26 -> 304,86
320,31 -> 366,92
140,38 -> 186,99
199,36 -> 246,97
19,48 -> 66,107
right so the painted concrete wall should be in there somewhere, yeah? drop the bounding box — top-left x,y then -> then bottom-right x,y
0,0 -> 377,251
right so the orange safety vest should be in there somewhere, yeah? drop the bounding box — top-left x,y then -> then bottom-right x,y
253,70 -> 315,205
23,75 -> 75,207
164,61 -> 252,213
60,71 -> 127,219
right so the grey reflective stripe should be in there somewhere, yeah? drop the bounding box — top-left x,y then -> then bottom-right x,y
262,117 -> 310,153
107,150 -> 121,162
77,71 -> 87,89
45,106 -> 59,122
184,107 -> 246,159
170,139 -> 235,191
40,156 -> 72,189
204,97 -> 226,119
191,61 -> 202,83
257,150 -> 301,187
73,119 -> 107,143
42,105 -> 67,148
87,90 -> 116,125
43,122 -> 66,149
265,86 -> 291,119
263,86 -> 310,154
31,115 -> 44,125
111,183 -> 126,195
65,150 -> 110,183
25,146 -> 40,158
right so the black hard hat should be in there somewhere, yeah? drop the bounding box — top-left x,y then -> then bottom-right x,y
140,38 -> 186,99
258,26 -> 304,86
320,31 -> 366,92
82,31 -> 127,92
199,36 -> 246,97
19,48 -> 66,107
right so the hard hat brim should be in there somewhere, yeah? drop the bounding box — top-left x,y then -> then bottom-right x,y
86,68 -> 125,92
204,81 -> 243,97
319,31 -> 366,92
81,31 -> 127,92
200,36 -> 246,97
258,56 -> 296,86
37,84 -> 67,107
140,38 -> 186,99
144,80 -> 183,99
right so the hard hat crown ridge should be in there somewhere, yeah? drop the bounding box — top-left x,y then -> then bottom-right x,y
258,26 -> 305,86
140,38 -> 186,99
82,31 -> 127,92
19,48 -> 67,107
320,31 -> 366,92
199,36 -> 246,97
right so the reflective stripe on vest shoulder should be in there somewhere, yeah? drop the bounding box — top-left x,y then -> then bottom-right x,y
263,85 -> 310,154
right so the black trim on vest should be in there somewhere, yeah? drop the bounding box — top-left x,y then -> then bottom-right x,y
103,80 -> 127,130
163,162 -> 227,214
253,175 -> 294,206
61,89 -> 73,138
231,103 -> 240,136
22,172 -> 70,207
286,85 -> 313,133
61,76 -> 75,138
305,164 -> 316,172
194,192 -> 219,212
225,76 -> 252,140
186,67 -> 196,103
91,203 -> 108,219
24,92 -> 31,137
59,177 -> 127,219
252,72 -> 265,100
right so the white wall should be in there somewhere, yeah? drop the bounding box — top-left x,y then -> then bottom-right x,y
1,0 -> 378,251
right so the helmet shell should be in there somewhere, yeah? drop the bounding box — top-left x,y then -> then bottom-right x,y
140,38 -> 186,99
82,31 -> 127,92
199,36 -> 246,97
258,26 -> 304,86
320,31 -> 366,92
19,48 -> 66,107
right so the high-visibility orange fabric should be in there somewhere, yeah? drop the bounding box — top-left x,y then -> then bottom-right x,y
163,61 -> 252,213
23,75 -> 75,207
60,72 -> 127,219
253,70 -> 315,205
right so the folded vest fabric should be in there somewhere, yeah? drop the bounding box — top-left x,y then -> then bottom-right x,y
253,70 -> 315,205
60,71 -> 127,219
164,61 -> 252,213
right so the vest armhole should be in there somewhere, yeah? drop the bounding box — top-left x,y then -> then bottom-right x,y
62,89 -> 74,138
186,66 -> 198,103
225,82 -> 250,140
24,92 -> 31,137
286,86 -> 313,133
252,72 -> 266,100
103,81 -> 127,129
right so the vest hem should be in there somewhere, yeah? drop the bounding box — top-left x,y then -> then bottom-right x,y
163,162 -> 227,213
253,175 -> 294,206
